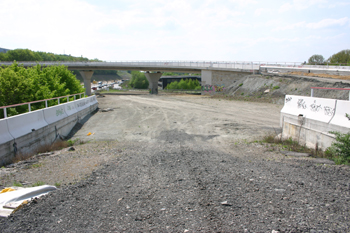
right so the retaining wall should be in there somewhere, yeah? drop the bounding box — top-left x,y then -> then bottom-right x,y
280,95 -> 349,150
0,96 -> 98,165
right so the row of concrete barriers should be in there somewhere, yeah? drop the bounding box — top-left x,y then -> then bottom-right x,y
280,95 -> 350,150
0,96 -> 98,165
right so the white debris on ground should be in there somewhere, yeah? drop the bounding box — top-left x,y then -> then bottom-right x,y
0,185 -> 57,217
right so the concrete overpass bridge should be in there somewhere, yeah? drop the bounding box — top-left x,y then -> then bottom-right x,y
1,61 -> 349,95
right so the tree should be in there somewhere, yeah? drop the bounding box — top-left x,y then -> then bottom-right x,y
327,49 -> 350,65
129,71 -> 149,89
308,54 -> 325,65
0,62 -> 84,118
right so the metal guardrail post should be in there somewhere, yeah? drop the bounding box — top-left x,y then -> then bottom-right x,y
74,95 -> 76,100
58,98 -> 60,104
311,89 -> 314,97
67,96 -> 69,102
4,108 -> 7,118
80,94 -> 82,99
45,100 -> 48,108
28,103 -> 31,112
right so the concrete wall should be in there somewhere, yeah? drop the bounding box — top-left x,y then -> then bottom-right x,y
280,95 -> 350,150
212,70 -> 250,87
0,96 -> 98,166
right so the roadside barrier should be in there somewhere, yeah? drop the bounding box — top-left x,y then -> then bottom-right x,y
43,105 -> 68,125
281,95 -> 336,123
330,100 -> 350,128
7,110 -> 48,139
0,119 -> 14,144
62,101 -> 78,116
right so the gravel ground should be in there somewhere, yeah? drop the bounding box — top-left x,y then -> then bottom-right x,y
1,94 -> 349,232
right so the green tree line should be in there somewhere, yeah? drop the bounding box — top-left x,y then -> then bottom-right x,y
308,49 -> 350,65
0,62 -> 84,118
0,49 -> 91,62
166,79 -> 201,90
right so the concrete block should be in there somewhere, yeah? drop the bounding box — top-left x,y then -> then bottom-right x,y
43,105 -> 68,125
281,95 -> 336,127
63,101 -> 78,116
0,118 -> 14,144
7,110 -> 48,139
330,100 -> 350,129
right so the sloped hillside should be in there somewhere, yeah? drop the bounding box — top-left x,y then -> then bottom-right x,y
224,73 -> 350,104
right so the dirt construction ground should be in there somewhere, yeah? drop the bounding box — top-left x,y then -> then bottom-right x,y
1,94 -> 350,232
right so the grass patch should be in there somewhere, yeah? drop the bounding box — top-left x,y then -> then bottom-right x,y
260,133 -> 326,157
32,181 -> 45,187
13,181 -> 23,187
55,182 -> 61,188
31,163 -> 43,168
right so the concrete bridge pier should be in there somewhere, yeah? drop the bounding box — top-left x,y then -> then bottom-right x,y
145,72 -> 162,94
79,71 -> 94,96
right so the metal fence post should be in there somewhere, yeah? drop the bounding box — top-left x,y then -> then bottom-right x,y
58,98 -> 60,105
80,94 -> 82,99
311,89 -> 314,97
74,95 -> 76,100
45,100 -> 48,108
67,96 -> 69,102
28,103 -> 31,112
4,108 -> 7,118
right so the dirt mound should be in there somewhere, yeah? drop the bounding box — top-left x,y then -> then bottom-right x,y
224,74 -> 350,104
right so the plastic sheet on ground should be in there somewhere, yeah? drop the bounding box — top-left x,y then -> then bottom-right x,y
0,185 -> 57,218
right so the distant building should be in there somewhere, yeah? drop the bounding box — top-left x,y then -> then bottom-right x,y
159,76 -> 201,89
0,47 -> 10,53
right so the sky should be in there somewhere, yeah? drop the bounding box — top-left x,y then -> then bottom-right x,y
0,0 -> 349,62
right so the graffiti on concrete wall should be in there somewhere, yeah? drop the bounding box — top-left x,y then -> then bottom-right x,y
293,98 -> 335,116
202,85 -> 225,93
297,99 -> 307,109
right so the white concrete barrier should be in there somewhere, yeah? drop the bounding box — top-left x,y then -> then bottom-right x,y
62,101 -> 78,116
0,119 -> 14,144
330,100 -> 350,128
43,105 -> 68,125
7,110 -> 48,139
75,98 -> 90,111
0,97 -> 98,165
281,95 -> 336,124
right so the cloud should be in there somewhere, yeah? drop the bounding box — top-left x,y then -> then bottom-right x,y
279,0 -> 328,12
273,17 -> 349,31
306,17 -> 350,29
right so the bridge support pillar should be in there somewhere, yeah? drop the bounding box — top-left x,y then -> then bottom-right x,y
201,70 -> 212,86
145,72 -> 162,94
79,71 -> 94,96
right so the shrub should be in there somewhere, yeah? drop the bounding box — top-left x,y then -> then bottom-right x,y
165,79 -> 201,90
325,131 -> 350,165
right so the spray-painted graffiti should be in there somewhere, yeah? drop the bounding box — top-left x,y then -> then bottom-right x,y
297,99 -> 307,109
286,97 -> 292,103
202,85 -> 225,93
324,106 -> 335,116
310,101 -> 322,112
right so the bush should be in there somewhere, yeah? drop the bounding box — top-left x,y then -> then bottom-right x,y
325,131 -> 350,165
165,79 -> 201,90
0,62 -> 84,118
129,71 -> 148,89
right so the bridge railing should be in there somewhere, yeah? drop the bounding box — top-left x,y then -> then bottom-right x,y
0,93 -> 85,119
1,60 -> 305,71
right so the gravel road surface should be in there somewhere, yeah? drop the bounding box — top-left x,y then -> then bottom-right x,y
1,94 -> 349,232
